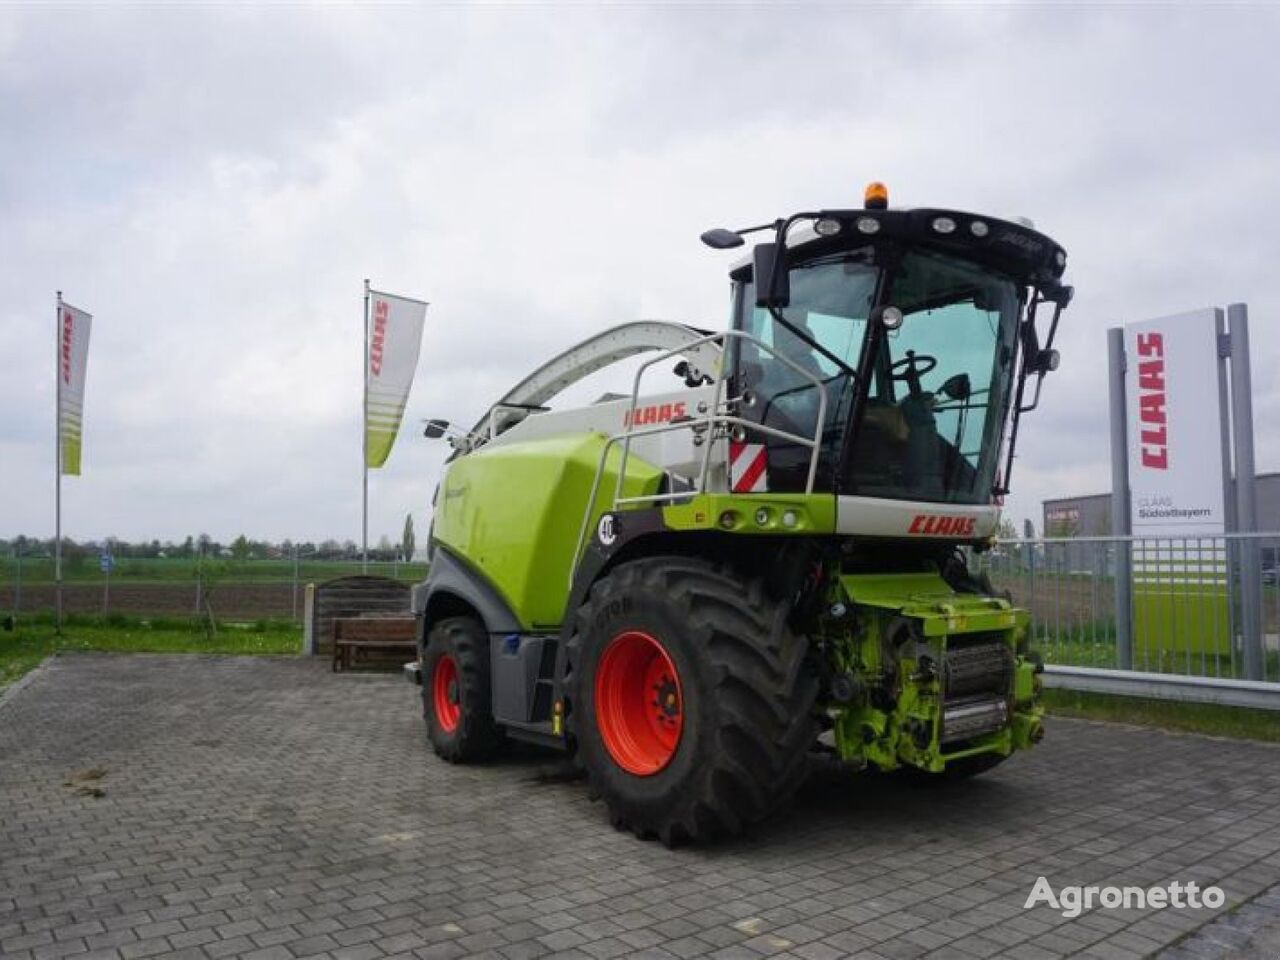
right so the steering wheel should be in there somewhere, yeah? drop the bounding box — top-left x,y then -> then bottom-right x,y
889,350 -> 938,397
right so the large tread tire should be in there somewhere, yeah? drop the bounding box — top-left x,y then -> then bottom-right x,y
422,616 -> 503,763
565,557 -> 819,845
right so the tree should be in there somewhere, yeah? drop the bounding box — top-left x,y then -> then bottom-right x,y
230,535 -> 251,561
402,513 -> 416,562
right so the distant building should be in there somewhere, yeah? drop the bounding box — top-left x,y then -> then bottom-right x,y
1043,472 -> 1280,537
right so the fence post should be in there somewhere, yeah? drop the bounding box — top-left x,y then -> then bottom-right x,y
292,544 -> 300,623
12,542 -> 21,618
302,583 -> 316,655
1107,328 -> 1134,669
194,540 -> 202,620
1228,304 -> 1263,679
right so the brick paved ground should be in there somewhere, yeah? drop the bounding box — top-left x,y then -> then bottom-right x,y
2,653 -> 1278,960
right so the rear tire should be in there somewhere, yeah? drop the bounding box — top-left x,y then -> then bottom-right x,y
565,558 -> 818,844
422,616 -> 502,763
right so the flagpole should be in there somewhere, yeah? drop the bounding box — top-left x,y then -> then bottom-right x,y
362,279 -> 370,574
54,291 -> 63,636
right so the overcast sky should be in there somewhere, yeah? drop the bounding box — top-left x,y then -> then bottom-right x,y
2,3 -> 1278,545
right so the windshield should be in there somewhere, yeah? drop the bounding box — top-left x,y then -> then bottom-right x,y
735,247 -> 1022,505
737,255 -> 877,491
852,249 -> 1021,503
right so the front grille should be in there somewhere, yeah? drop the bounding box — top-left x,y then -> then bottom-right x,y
943,640 -> 1013,701
940,638 -> 1014,745
941,696 -> 1009,744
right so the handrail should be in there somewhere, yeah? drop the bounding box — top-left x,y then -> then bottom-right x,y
613,329 -> 828,504
569,330 -> 830,585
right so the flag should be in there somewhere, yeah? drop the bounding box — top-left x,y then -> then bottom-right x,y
58,301 -> 92,476
366,289 -> 428,468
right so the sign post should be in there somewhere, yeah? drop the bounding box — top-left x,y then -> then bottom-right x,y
100,549 -> 114,614
55,294 -> 93,635
1107,327 -> 1133,668
1227,303 -> 1263,678
55,293 -> 63,634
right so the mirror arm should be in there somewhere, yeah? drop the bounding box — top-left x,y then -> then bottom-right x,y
996,294 -> 1040,495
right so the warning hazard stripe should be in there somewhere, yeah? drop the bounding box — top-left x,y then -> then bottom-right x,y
729,442 -> 768,493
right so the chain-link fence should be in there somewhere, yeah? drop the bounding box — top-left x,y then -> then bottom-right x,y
1,548 -> 427,623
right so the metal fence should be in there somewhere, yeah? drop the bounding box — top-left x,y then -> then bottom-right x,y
2,550 -> 428,623
975,533 -> 1280,707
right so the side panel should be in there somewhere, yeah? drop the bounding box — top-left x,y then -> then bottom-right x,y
835,495 -> 1000,540
490,634 -> 547,724
432,433 -> 663,629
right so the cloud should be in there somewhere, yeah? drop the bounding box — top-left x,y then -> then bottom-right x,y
1,4 -> 1277,543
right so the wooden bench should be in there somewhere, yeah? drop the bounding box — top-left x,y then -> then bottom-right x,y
332,616 -> 417,672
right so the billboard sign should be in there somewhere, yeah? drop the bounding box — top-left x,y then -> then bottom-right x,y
1124,308 -> 1225,536
1124,307 -> 1227,661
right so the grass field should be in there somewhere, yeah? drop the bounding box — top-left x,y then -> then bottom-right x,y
0,615 -> 301,692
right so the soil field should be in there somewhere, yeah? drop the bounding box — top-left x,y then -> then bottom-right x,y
12,581 -> 300,620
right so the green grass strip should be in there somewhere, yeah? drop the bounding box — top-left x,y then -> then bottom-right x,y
1,618 -> 301,691
1042,688 -> 1280,743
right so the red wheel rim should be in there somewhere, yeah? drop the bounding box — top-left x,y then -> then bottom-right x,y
432,654 -> 461,733
595,630 -> 683,775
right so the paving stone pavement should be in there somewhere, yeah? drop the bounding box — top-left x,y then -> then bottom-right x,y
2,653 -> 1279,960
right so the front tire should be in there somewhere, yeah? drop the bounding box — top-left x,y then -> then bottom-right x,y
565,558 -> 818,844
422,616 -> 502,762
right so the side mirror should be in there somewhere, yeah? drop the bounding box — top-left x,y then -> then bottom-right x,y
753,242 -> 790,309
1042,280 -> 1074,308
1036,349 -> 1061,374
423,418 -> 450,439
672,360 -> 711,388
700,228 -> 744,250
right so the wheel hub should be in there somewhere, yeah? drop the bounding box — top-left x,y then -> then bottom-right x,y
595,630 -> 683,775
653,676 -> 680,723
432,654 -> 462,733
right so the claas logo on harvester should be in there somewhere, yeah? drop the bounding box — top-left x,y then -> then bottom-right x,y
623,401 -> 688,428
908,514 -> 977,536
